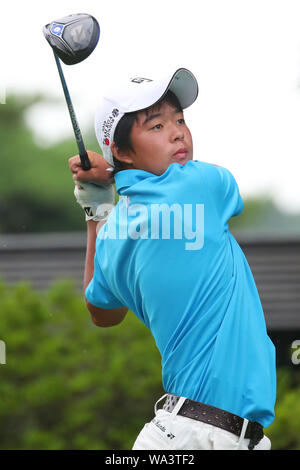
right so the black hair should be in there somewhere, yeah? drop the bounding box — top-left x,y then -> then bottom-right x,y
112,90 -> 183,174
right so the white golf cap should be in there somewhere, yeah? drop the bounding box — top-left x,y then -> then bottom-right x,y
95,68 -> 199,166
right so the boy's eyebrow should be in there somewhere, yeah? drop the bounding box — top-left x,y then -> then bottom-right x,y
142,112 -> 162,125
142,108 -> 182,126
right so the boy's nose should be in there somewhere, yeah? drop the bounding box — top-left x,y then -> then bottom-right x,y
171,126 -> 184,142
174,133 -> 184,141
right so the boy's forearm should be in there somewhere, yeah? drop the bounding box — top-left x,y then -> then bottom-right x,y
84,220 -> 106,291
84,220 -> 129,327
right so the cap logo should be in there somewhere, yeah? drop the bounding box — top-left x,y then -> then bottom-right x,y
131,77 -> 153,84
102,108 -> 120,146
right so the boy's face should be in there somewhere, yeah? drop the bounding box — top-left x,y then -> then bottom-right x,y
113,101 -> 193,175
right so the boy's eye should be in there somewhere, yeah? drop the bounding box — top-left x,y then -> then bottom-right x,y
152,124 -> 163,130
177,118 -> 185,125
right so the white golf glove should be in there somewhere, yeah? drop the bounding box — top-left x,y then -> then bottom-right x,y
74,181 -> 115,222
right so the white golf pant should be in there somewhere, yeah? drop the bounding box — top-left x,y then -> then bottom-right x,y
132,395 -> 271,451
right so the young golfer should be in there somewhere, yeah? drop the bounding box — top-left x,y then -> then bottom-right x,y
68,68 -> 276,450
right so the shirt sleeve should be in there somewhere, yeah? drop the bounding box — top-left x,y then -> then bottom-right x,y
204,164 -> 244,224
217,166 -> 243,217
85,252 -> 124,309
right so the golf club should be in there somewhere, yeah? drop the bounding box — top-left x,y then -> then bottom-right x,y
43,13 -> 100,171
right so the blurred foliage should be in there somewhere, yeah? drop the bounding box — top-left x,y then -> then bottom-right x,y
1,93 -> 300,234
0,94 -> 100,233
0,280 -> 298,450
0,279 -> 163,450
265,367 -> 300,450
230,197 -> 300,235
230,197 -> 276,231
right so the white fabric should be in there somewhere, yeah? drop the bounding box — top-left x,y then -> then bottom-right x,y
132,397 -> 271,451
74,181 -> 114,221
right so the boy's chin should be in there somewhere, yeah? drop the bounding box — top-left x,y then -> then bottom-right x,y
171,155 -> 192,166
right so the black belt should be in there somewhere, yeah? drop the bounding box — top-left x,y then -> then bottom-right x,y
164,395 -> 264,450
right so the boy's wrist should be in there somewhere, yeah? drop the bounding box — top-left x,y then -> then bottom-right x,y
87,219 -> 98,228
86,219 -> 106,236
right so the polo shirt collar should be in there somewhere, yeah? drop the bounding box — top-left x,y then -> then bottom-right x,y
115,169 -> 156,195
114,161 -> 193,195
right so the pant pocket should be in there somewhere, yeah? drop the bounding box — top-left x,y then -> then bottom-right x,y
132,419 -> 171,450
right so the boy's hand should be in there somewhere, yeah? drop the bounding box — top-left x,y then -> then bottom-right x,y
69,150 -> 114,185
69,150 -> 115,221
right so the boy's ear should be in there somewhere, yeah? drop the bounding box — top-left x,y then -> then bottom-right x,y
111,142 -> 134,165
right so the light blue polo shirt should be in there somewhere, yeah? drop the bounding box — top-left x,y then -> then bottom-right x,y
85,160 -> 276,427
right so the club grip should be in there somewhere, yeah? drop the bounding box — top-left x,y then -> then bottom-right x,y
80,151 -> 92,171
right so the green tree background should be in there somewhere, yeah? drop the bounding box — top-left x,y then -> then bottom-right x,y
0,95 -> 299,450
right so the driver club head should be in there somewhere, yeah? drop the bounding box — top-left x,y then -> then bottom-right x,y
43,13 -> 100,65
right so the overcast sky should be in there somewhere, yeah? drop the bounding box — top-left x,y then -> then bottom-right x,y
2,0 -> 300,213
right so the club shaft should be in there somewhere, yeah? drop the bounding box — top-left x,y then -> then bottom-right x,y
53,52 -> 91,170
